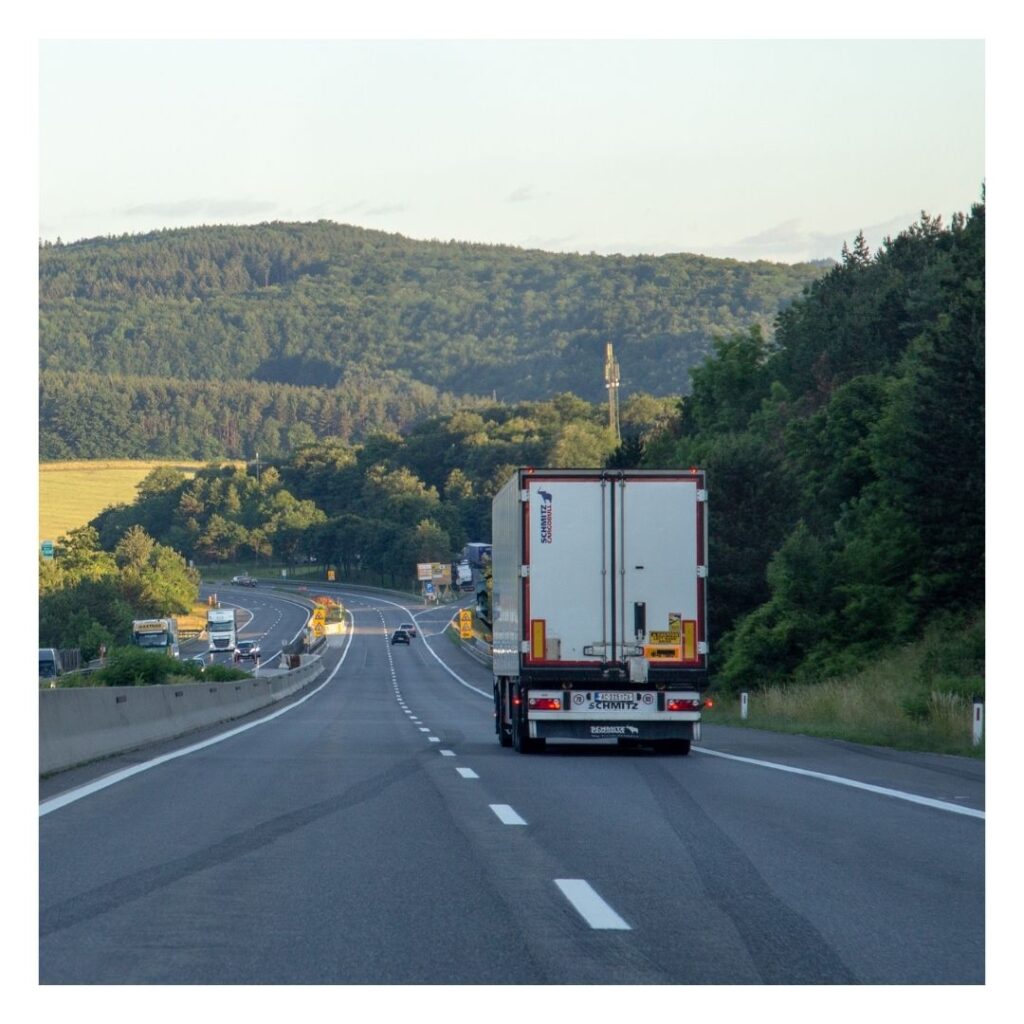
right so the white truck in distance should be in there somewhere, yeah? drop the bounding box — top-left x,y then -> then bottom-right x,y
491,468 -> 709,754
456,560 -> 474,592
207,606 -> 238,653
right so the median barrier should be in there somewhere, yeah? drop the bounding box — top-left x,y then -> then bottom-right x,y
39,654 -> 325,776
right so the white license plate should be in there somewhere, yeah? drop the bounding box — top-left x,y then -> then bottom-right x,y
594,692 -> 636,702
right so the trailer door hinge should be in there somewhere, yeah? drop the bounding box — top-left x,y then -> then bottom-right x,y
696,489 -> 708,502
520,489 -> 530,502
697,565 -> 708,578
520,564 -> 530,578
520,640 -> 531,654
697,641 -> 708,655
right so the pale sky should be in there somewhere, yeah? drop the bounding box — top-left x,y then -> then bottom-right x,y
39,38 -> 984,264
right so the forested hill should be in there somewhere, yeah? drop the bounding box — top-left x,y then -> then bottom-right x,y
39,222 -> 826,447
45,202 -> 984,700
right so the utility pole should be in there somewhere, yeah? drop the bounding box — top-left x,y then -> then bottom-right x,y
604,342 -> 621,444
256,450 -> 261,488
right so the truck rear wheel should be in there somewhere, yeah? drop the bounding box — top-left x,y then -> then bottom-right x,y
662,739 -> 692,756
512,699 -> 542,753
512,705 -> 530,753
496,681 -> 512,747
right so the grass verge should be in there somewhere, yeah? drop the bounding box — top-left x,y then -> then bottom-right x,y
706,615 -> 984,758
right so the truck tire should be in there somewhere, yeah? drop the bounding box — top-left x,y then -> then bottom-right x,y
662,739 -> 692,756
512,705 -> 529,753
496,682 -> 512,747
512,701 -> 541,753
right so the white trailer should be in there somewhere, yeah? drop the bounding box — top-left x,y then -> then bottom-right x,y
492,468 -> 708,754
456,560 -> 474,591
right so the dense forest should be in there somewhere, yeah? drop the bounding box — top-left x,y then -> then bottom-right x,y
39,221 -> 826,459
41,202 -> 984,697
39,369 -> 487,460
644,205 -> 984,688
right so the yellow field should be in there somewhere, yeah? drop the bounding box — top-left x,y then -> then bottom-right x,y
38,460 -> 238,544
179,602 -> 212,632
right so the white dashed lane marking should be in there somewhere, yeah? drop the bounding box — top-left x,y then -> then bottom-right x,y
490,804 -> 527,826
555,880 -> 631,931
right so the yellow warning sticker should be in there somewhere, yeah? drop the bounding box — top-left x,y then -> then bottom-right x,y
649,631 -> 679,644
644,645 -> 681,660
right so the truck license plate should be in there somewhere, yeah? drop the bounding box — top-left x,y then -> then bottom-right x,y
595,692 -> 636,703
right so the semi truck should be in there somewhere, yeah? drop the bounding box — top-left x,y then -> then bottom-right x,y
455,559 -> 474,592
207,606 -> 238,652
491,468 -> 709,754
131,618 -> 180,658
463,542 -> 492,568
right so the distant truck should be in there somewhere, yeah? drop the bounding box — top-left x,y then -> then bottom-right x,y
131,618 -> 180,658
462,542 -> 492,568
491,468 -> 709,754
207,606 -> 238,653
39,648 -> 62,679
455,560 -> 474,592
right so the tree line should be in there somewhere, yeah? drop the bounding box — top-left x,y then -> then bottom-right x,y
642,203 -> 984,690
39,523 -> 200,660
40,368 -> 485,460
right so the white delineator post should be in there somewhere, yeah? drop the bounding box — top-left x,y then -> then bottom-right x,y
740,692 -> 749,721
972,701 -> 984,747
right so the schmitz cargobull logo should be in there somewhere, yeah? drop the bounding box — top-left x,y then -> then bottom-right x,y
538,489 -> 553,543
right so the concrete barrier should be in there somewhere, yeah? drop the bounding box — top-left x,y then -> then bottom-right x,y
39,655 -> 325,776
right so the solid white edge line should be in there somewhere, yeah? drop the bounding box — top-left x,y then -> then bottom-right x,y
39,609 -> 356,817
489,803 -> 527,825
295,588 -> 982,822
692,746 -> 985,819
555,879 -> 631,930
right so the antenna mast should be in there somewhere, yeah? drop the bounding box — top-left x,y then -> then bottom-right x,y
604,342 -> 621,444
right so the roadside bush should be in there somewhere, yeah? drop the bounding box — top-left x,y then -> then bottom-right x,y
203,663 -> 251,681
916,611 -> 985,701
94,646 -> 175,686
169,658 -> 206,681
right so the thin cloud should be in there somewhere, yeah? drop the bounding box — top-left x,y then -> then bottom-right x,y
717,214 -> 918,263
519,233 -> 579,251
365,203 -> 407,216
120,198 -> 278,218
507,186 -> 538,203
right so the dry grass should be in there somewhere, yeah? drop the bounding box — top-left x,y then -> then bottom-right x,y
706,635 -> 983,757
178,602 -> 213,632
38,459 -> 238,545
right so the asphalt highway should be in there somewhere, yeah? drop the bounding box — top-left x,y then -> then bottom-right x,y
38,585 -> 985,984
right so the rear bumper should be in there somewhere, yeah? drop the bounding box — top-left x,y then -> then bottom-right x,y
529,717 -> 701,742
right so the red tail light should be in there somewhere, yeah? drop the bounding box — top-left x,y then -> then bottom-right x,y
704,698 -> 714,708
666,698 -> 701,712
528,697 -> 562,711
